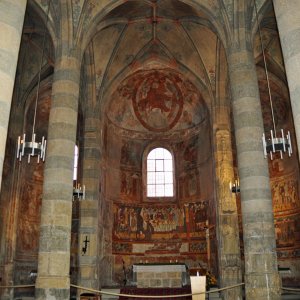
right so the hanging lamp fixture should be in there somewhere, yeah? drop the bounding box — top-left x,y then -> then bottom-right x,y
16,0 -> 51,163
72,145 -> 85,200
73,183 -> 85,200
230,178 -> 240,194
254,1 -> 292,160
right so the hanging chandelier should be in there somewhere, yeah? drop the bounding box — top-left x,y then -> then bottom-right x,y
254,1 -> 292,160
16,1 -> 50,163
72,145 -> 85,200
73,183 -> 85,201
230,178 -> 240,194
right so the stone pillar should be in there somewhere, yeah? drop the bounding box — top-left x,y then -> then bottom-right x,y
77,46 -> 101,294
35,52 -> 81,300
273,0 -> 300,159
214,42 -> 242,300
0,0 -> 27,191
78,113 -> 101,293
227,43 -> 281,299
215,130 -> 242,300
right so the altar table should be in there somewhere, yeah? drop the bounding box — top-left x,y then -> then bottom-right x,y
132,263 -> 188,288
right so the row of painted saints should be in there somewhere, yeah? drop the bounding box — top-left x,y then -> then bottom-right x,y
113,203 -> 208,241
271,178 -> 299,212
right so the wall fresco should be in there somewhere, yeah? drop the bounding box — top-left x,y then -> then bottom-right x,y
271,179 -> 299,212
176,135 -> 201,168
275,216 -> 300,248
17,174 -> 42,254
189,241 -> 207,253
105,131 -> 210,205
120,171 -> 141,201
178,170 -> 200,200
270,174 -> 300,272
113,203 -> 208,254
107,69 -> 207,133
120,140 -> 142,168
132,70 -> 183,132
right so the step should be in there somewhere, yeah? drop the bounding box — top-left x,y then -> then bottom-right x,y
206,287 -> 221,299
101,288 -> 120,300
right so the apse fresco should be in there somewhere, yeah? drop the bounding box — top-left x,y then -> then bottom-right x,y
120,140 -> 142,168
105,67 -> 212,283
120,171 -> 141,201
112,132 -> 207,203
107,69 -> 207,133
178,171 -> 200,200
113,202 -> 208,255
132,70 -> 184,132
176,136 -> 200,167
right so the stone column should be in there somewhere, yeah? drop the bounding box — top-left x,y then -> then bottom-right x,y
214,42 -> 242,300
215,130 -> 243,300
77,47 -> 101,294
35,51 -> 81,300
0,0 -> 27,190
273,0 -> 300,159
78,113 -> 101,293
227,43 -> 281,299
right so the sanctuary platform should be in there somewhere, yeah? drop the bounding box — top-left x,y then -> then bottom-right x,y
119,286 -> 192,300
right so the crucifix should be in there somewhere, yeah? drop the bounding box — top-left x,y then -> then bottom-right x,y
82,235 -> 90,255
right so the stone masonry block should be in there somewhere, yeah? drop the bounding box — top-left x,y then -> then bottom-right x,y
150,279 -> 162,287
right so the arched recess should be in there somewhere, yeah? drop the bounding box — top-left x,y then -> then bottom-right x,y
75,0 -> 230,287
99,63 -> 214,285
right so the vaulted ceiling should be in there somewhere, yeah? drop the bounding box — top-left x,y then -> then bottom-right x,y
23,0 -> 286,136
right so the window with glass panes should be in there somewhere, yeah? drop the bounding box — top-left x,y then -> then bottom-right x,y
147,148 -> 173,197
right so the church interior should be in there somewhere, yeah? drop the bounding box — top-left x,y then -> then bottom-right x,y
0,0 -> 300,299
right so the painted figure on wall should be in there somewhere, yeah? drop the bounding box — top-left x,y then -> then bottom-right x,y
275,218 -> 297,247
121,172 -> 133,196
183,137 -> 198,163
188,202 -> 207,232
178,170 -> 200,199
120,171 -> 140,200
108,69 -> 207,133
112,203 -> 209,260
121,141 -> 142,168
113,203 -> 208,241
272,178 -> 299,212
132,70 -> 184,132
18,183 -> 42,252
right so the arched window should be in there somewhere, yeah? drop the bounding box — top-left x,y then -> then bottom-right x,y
147,147 -> 173,197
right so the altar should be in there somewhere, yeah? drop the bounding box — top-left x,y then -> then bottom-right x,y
133,263 -> 188,288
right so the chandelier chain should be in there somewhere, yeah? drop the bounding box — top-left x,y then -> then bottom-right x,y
254,0 -> 277,136
32,0 -> 51,137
